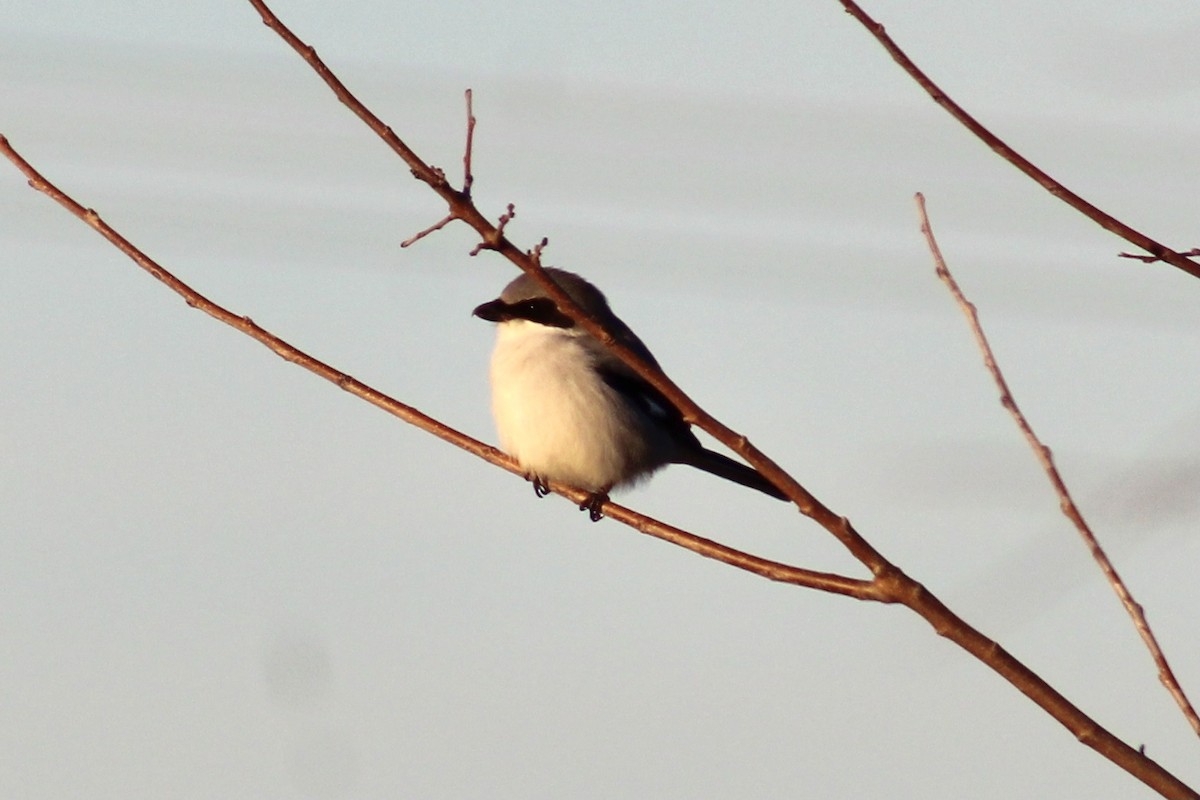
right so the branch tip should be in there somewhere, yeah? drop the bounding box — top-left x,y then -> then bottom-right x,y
401,213 -> 456,248
1118,247 -> 1200,264
462,88 -> 477,196
529,236 -> 549,262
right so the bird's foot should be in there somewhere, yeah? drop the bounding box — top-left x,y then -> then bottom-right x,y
579,491 -> 610,522
530,475 -> 551,498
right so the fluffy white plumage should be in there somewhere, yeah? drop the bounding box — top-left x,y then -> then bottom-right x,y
489,316 -> 673,492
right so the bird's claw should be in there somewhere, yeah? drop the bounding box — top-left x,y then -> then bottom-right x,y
579,492 -> 608,522
527,475 -> 606,521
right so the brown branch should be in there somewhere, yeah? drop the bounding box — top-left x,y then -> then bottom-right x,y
469,202 -> 516,256
1119,248 -> 1200,264
238,5 -> 1198,794
462,88 -> 476,196
916,191 -> 1200,740
5,2 -> 1194,793
837,0 -> 1200,281
529,236 -> 549,263
401,91 -> 480,248
567,488 -> 884,599
0,133 -> 876,602
400,213 -> 454,248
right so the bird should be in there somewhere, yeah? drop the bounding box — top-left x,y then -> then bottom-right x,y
472,268 -> 787,520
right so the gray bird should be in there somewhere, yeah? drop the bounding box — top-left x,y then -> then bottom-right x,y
473,268 -> 786,519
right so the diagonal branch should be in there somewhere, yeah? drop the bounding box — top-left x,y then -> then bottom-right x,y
916,192 -> 1200,739
245,0 -> 891,577
837,0 -> 1200,281
0,133 -> 873,602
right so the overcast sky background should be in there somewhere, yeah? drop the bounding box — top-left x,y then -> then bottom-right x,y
3,1 -> 1199,797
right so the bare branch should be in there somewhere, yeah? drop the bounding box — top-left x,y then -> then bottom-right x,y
0,133 -> 877,601
529,236 -> 549,264
916,192 -> 1200,740
463,88 -> 476,196
1119,248 -> 1200,264
400,213 -> 455,248
837,0 -> 1200,281
399,91 -> 477,249
470,203 -> 516,256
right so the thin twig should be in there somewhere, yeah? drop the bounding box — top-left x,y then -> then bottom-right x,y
470,203 -> 516,256
400,213 -> 454,247
916,192 -> 1200,739
463,88 -> 476,196
529,236 -> 549,264
1118,248 -> 1200,264
837,0 -> 1200,280
400,91 -> 478,247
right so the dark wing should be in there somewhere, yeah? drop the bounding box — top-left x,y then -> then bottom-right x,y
585,306 -> 702,448
593,357 -> 700,448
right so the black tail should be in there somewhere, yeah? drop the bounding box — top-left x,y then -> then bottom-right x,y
678,447 -> 788,500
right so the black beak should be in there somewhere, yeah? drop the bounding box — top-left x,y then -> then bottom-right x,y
472,298 -> 507,322
472,296 -> 574,328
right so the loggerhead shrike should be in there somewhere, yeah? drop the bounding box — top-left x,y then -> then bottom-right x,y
473,268 -> 787,520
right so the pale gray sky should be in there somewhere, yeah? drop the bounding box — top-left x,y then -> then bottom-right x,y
3,1 -> 1199,798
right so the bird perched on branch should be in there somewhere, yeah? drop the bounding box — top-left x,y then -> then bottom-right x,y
473,268 -> 787,520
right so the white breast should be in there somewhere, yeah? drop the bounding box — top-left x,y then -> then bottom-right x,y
489,321 -> 668,492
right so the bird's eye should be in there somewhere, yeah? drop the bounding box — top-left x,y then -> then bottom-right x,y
517,298 -> 574,328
